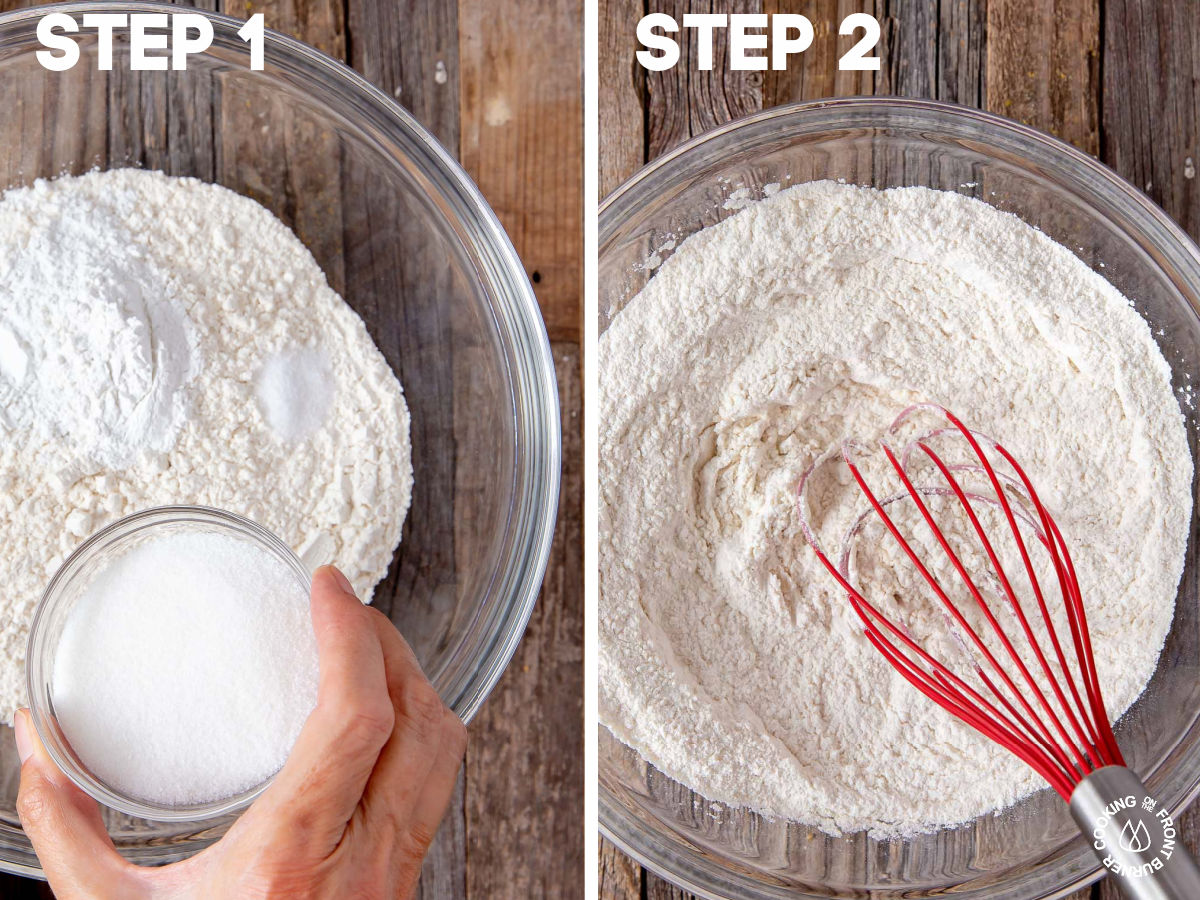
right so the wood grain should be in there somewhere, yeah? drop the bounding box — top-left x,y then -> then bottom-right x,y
340,2 -> 469,892
466,343 -> 584,899
599,835 -> 642,899
1101,0 -> 1200,236
936,0 -> 985,106
235,0 -> 345,59
985,0 -> 1100,154
877,0 -> 934,97
455,0 -> 584,893
645,872 -> 692,899
1095,2 -> 1200,896
764,0 -> 878,104
599,0 -> 645,197
644,0 -> 763,159
458,0 -> 583,342
348,0 -> 459,149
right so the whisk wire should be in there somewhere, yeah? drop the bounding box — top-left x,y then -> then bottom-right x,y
796,405 -> 1126,802
938,418 -> 1105,754
910,439 -> 1103,775
852,582 -> 1081,796
846,444 -> 1088,783
992,441 -> 1125,767
862,620 -> 1078,799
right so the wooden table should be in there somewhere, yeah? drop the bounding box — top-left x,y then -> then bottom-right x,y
599,2 -> 1199,899
0,0 -> 581,897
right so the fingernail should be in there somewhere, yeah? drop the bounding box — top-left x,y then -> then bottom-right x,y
326,565 -> 355,596
14,710 -> 33,764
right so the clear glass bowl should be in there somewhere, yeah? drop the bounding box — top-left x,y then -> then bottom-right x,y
0,1 -> 559,876
27,507 -> 312,822
599,98 -> 1200,899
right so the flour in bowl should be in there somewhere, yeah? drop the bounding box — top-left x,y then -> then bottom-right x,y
0,169 -> 413,721
598,181 -> 1192,835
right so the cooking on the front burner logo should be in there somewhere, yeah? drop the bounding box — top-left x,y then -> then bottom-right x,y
1092,794 -> 1178,879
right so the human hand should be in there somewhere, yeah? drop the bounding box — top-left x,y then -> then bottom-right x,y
14,565 -> 467,900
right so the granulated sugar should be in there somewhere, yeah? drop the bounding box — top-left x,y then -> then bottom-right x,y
599,181 -> 1193,835
52,531 -> 317,806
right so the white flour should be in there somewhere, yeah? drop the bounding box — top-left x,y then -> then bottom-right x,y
599,181 -> 1193,835
0,169 -> 413,720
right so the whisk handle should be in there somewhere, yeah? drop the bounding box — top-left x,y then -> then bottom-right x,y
1070,766 -> 1200,900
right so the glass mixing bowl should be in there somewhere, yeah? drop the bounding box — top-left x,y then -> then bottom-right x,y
0,1 -> 559,876
599,98 -> 1200,899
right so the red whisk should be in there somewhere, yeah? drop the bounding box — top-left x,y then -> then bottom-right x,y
797,404 -> 1200,900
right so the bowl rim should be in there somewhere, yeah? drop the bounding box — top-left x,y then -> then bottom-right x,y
598,95 -> 1200,900
0,0 -> 561,728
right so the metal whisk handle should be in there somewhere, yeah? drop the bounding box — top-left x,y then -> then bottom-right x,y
1069,766 -> 1200,899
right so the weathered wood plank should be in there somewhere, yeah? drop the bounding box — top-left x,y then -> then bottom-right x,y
213,0 -> 347,293
599,836 -> 642,899
876,0 -> 934,98
763,0 -> 878,103
466,343 -> 584,899
985,0 -> 1100,155
340,1 -> 467,893
936,0 -> 986,107
0,42 -> 106,186
764,0 -> 984,106
347,0 -> 459,150
645,871 -> 693,899
458,0 -> 583,342
458,0 -> 583,892
226,0 -> 345,59
1101,0 -> 1200,237
644,0 -> 763,159
599,0 -> 646,198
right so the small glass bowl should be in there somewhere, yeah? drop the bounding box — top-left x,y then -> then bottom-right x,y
26,506 -> 312,822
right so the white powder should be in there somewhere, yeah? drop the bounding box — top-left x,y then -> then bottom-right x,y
255,347 -> 335,444
599,181 -> 1193,835
0,185 -> 197,468
52,531 -> 317,806
0,169 -> 413,720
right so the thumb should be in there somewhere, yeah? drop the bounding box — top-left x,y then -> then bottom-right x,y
15,709 -> 137,898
